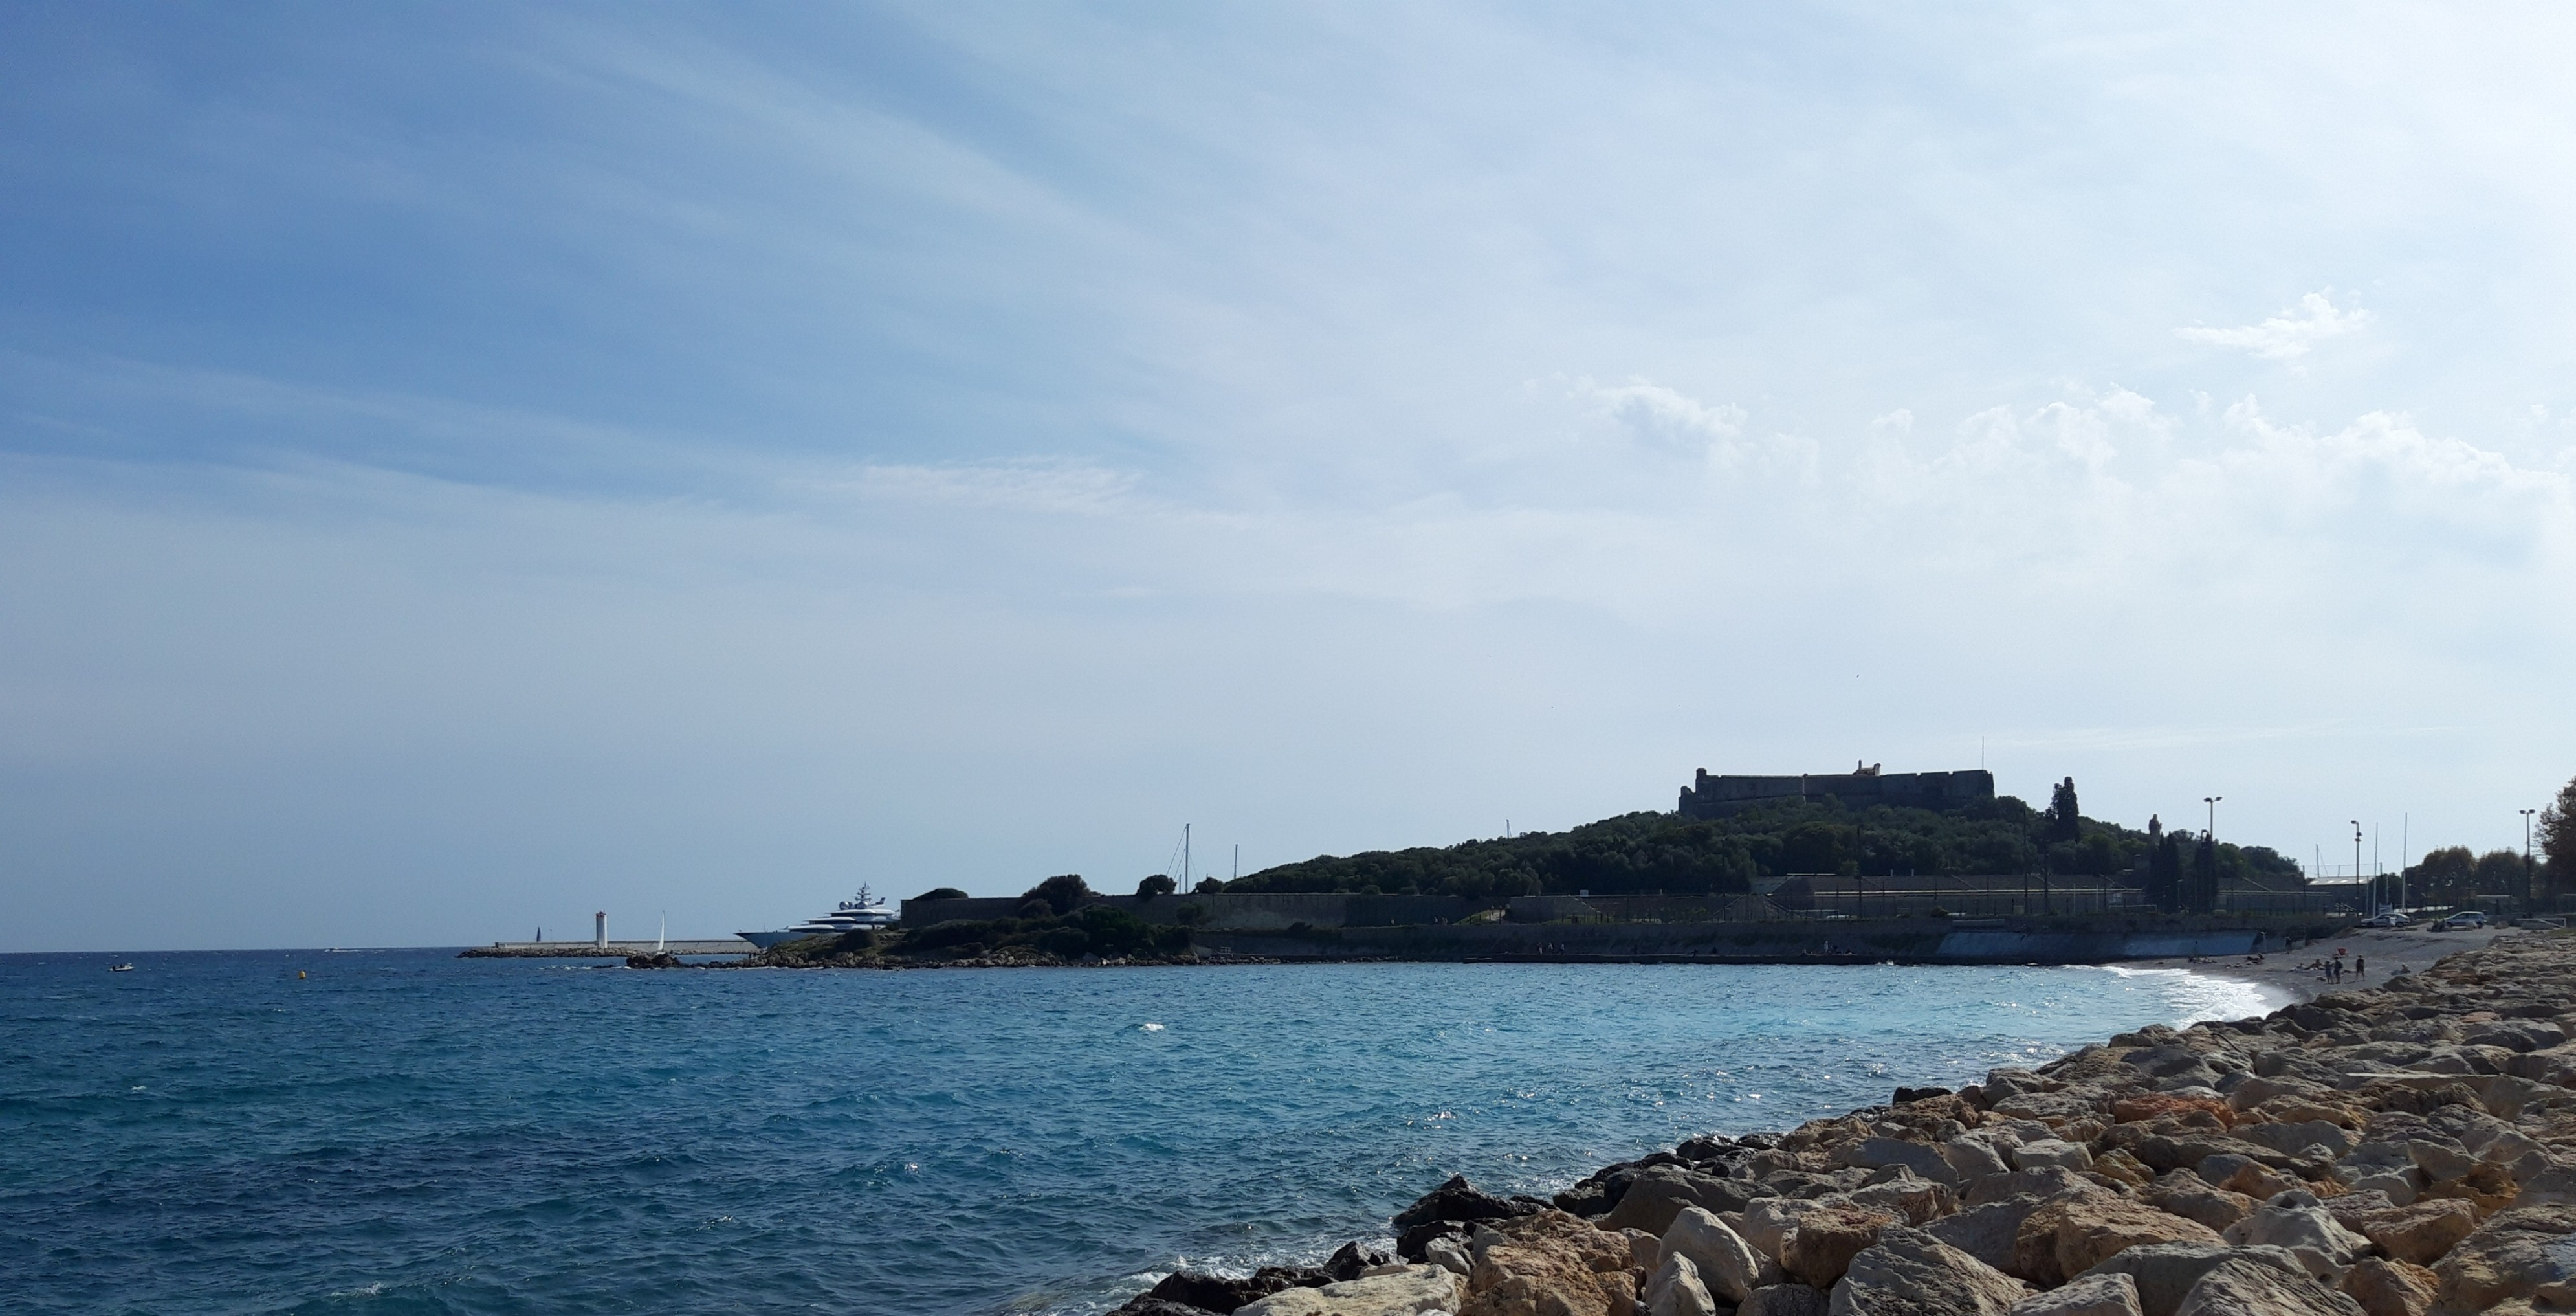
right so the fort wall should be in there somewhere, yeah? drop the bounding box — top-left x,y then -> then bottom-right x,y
1676,766 -> 1994,817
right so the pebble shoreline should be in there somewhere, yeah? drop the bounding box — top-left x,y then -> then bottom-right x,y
1106,932 -> 2576,1316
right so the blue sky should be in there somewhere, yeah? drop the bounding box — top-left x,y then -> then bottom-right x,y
4,4 -> 2571,950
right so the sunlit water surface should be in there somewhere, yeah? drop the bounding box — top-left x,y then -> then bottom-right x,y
0,952 -> 2278,1315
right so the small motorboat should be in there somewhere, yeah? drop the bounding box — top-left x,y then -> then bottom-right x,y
109,963 -> 135,972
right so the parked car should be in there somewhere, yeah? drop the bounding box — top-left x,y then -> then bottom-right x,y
2438,911 -> 2488,930
2360,911 -> 2409,928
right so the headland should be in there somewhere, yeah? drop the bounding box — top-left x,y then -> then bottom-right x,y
1103,930 -> 2576,1316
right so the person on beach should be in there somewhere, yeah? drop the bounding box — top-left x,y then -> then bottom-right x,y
2356,956 -> 2365,976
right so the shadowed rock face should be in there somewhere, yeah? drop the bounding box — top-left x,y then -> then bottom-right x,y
1290,938 -> 2576,1316
2174,1256 -> 2362,1316
2011,1271 -> 2142,1316
2335,1258 -> 2434,1316
2430,1203 -> 2576,1313
1827,1225 -> 2027,1316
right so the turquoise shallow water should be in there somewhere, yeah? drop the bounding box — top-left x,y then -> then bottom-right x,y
0,951 -> 2277,1315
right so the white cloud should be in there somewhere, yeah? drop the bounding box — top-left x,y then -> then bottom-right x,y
1578,377 -> 1746,445
2176,291 -> 2374,361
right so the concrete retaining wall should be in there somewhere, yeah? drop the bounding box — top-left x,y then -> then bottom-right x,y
1187,914 -> 2330,966
901,891 -> 1479,931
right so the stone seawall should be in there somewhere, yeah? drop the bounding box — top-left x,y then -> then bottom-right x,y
1104,933 -> 2576,1316
1187,914 -> 2344,966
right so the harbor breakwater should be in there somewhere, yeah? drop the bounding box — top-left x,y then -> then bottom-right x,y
1110,933 -> 2576,1316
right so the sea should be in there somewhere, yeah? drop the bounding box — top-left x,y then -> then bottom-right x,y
0,951 -> 2281,1315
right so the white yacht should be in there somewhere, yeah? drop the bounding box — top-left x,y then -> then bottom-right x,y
739,886 -> 896,948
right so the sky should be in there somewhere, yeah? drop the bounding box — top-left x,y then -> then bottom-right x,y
3,4 -> 2571,951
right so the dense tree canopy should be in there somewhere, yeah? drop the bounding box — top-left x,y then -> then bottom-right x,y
2545,774 -> 2575,884
2403,845 -> 2535,906
1221,790 -> 2305,900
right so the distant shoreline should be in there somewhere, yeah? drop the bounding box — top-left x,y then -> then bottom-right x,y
2146,924 -> 2513,1009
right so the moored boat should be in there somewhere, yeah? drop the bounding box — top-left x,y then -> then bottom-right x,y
739,886 -> 896,948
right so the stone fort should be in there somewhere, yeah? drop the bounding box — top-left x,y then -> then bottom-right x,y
1676,763 -> 1995,818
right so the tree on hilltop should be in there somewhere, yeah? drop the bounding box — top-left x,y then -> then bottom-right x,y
2045,778 -> 2081,845
1022,873 -> 1091,915
2544,774 -> 2575,889
1136,874 -> 1177,898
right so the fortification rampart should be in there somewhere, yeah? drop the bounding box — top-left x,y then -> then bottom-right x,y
1676,765 -> 1994,817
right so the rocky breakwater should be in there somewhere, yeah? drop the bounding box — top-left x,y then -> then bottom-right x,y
1111,935 -> 2576,1316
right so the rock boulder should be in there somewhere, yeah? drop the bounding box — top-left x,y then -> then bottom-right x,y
2016,1197 -> 2225,1286
2172,1256 -> 2362,1316
2335,1258 -> 2435,1316
2349,1199 -> 2476,1267
1239,1265 -> 1468,1316
1783,1204 -> 1899,1289
1645,1253 -> 1719,1316
2010,1271 -> 2144,1316
2221,1192 -> 2372,1278
1825,1225 -> 2027,1316
1664,1205 -> 1771,1303
2428,1203 -> 2576,1314
2073,1243 -> 2309,1316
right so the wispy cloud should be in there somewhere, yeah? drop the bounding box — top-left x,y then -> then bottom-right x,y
2176,291 -> 2373,361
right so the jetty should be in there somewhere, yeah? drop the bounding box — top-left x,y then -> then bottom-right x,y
459,938 -> 751,959
1110,930 -> 2576,1316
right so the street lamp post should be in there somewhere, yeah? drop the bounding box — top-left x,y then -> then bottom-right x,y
2353,821 -> 2366,917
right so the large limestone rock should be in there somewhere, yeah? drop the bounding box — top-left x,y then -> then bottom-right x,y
1645,1253 -> 1717,1316
1825,1225 -> 2028,1316
1968,1167 -> 2119,1209
2010,1272 -> 2144,1316
1426,1234 -> 1475,1277
2172,1256 -> 2363,1316
2428,1203 -> 2576,1314
2236,1122 -> 2358,1162
2075,1244 -> 2311,1316
2014,1140 -> 2098,1173
2094,1150 -> 2159,1191
1837,1136 -> 1966,1185
2221,1192 -> 2372,1278
2348,1199 -> 2476,1267
1853,1173 -> 1959,1221
1664,1205 -> 1771,1303
1238,1265 -> 1468,1316
2146,1173 -> 2258,1232
1926,1200 -> 2055,1275
1464,1211 -> 1638,1316
2336,1258 -> 2436,1316
2016,1196 -> 2225,1286
1948,1137 -> 2014,1181
1605,1166 -> 1759,1235
1783,1204 -> 1899,1289
1746,1193 -> 1931,1266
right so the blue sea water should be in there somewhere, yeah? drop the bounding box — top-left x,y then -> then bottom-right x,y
0,951 -> 2280,1315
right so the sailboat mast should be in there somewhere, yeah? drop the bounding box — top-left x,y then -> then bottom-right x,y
1184,823 -> 1191,888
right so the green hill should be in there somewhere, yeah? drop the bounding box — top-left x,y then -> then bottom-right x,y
1220,790 -> 2304,900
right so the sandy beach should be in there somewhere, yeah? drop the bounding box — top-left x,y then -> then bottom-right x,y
2152,923 -> 2524,1006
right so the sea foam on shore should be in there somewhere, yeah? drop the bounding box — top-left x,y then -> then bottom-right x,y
1115,934 -> 2576,1316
